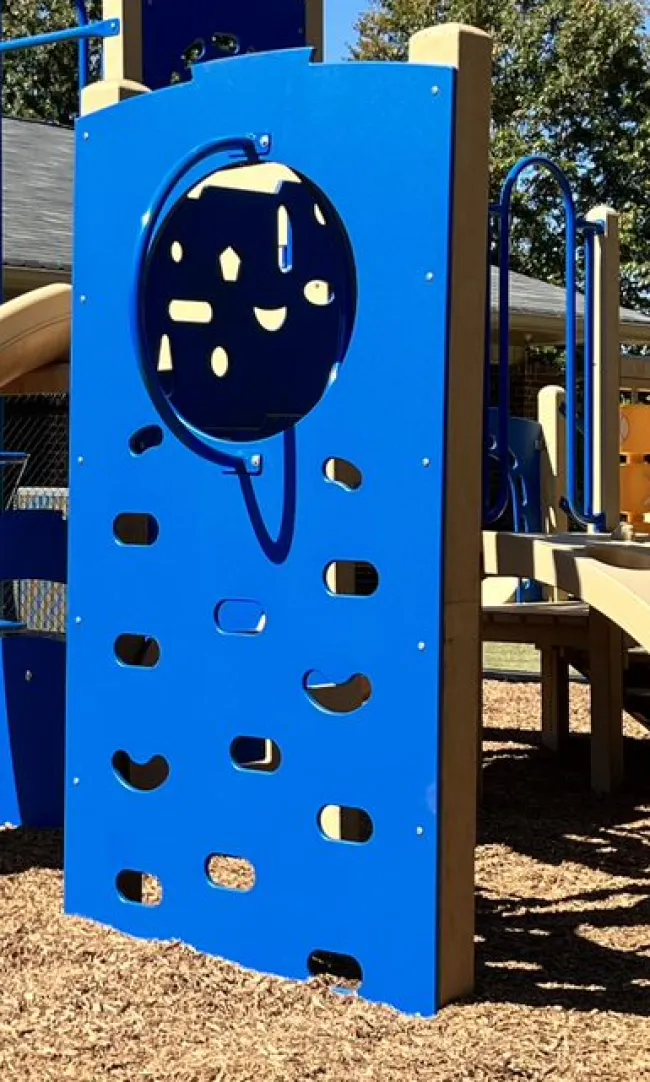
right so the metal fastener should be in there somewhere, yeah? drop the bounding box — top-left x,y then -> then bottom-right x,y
25,671 -> 32,682
422,457 -> 431,468
417,642 -> 427,652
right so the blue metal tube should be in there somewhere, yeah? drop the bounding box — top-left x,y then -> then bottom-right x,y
74,0 -> 90,91
583,226 -> 595,520
490,154 -> 601,530
483,226 -> 493,522
0,18 -> 119,55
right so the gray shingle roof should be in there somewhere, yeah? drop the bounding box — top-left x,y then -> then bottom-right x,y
2,118 -> 650,344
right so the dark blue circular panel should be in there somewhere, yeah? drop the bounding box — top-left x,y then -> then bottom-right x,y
140,163 -> 357,447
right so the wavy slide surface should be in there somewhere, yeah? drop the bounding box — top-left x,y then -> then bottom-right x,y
0,284 -> 71,393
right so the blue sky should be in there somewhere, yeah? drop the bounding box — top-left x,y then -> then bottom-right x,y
326,0 -> 368,59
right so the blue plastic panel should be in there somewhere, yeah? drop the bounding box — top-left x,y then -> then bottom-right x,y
67,50 -> 457,1017
141,0 -> 308,90
0,636 -> 66,828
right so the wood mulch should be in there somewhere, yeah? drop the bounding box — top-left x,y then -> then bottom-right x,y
0,682 -> 649,1080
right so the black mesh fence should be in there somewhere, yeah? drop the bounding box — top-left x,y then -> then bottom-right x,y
0,394 -> 69,633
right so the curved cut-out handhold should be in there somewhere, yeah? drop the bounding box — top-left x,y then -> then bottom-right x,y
318,805 -> 374,843
254,306 -> 287,332
115,634 -> 161,668
211,31 -> 239,55
323,458 -> 363,492
324,561 -> 379,597
129,425 -> 163,456
308,950 -> 363,988
182,37 -> 206,66
303,671 -> 372,714
230,736 -> 281,773
112,751 -> 170,792
304,280 -> 334,307
215,600 -> 267,636
219,246 -> 241,282
211,346 -> 229,378
206,853 -> 255,892
117,870 -> 163,906
114,513 -> 159,546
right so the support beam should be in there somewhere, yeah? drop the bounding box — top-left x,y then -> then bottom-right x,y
409,23 -> 492,1008
540,647 -> 570,752
589,608 -> 624,794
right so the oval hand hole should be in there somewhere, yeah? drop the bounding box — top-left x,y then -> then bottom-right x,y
129,425 -> 163,455
181,37 -> 206,66
115,634 -> 161,668
323,458 -> 363,492
206,854 -> 255,892
215,600 -> 266,636
308,950 -> 363,990
113,751 -> 170,792
303,671 -> 371,714
324,562 -> 379,597
116,870 -> 162,906
114,513 -> 160,546
230,737 -> 281,773
318,805 -> 374,843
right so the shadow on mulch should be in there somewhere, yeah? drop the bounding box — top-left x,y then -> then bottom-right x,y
479,728 -> 650,1016
0,827 -> 62,875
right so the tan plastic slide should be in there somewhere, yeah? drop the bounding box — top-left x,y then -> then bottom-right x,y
0,284 -> 71,394
483,530 -> 650,653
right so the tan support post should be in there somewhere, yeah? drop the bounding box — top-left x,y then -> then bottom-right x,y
540,647 -> 570,752
587,206 -> 620,533
409,23 -> 492,1007
538,385 -> 567,536
589,608 -> 624,794
305,0 -> 325,61
81,79 -> 149,116
102,0 -> 143,84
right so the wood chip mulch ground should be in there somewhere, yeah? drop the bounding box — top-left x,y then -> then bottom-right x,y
1,682 -> 650,1080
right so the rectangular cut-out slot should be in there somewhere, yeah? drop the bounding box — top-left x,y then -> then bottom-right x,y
325,562 -> 379,596
117,870 -> 163,906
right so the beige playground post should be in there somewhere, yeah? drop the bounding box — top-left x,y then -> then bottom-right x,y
586,206 -> 624,793
81,0 -> 148,114
409,24 -> 492,1006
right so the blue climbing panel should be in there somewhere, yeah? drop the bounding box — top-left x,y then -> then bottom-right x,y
141,0 -> 309,90
66,48 -> 457,1017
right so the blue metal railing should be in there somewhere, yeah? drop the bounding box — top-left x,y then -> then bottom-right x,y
485,154 -> 606,533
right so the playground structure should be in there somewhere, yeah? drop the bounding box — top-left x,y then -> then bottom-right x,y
1,0 -> 650,1023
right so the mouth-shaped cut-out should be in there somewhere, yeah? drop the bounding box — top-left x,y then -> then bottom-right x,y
254,306 -> 288,332
303,670 -> 372,714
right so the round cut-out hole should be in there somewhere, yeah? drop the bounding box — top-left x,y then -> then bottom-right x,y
324,458 -> 363,492
129,425 -> 163,456
206,854 -> 255,892
318,805 -> 374,843
215,600 -> 266,636
115,634 -> 161,668
308,950 -> 363,990
113,751 -> 170,791
140,162 -> 357,448
303,671 -> 371,714
324,561 -> 379,597
117,870 -> 162,906
181,37 -> 206,66
230,736 -> 281,773
113,513 -> 159,546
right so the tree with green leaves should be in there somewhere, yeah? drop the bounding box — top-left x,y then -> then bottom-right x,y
3,1 -> 101,127
354,0 -> 650,312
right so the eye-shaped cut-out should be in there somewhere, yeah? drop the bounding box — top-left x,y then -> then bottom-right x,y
308,950 -> 363,989
254,306 -> 287,332
129,426 -> 163,456
215,600 -> 266,635
112,751 -> 170,791
211,347 -> 229,378
318,805 -> 374,843
206,854 -> 255,892
304,280 -> 334,306
115,634 -> 161,668
211,32 -> 239,55
170,242 -> 183,263
323,458 -> 363,492
324,562 -> 379,597
303,671 -> 372,714
230,736 -> 281,773
314,204 -> 326,226
117,870 -> 163,906
113,513 -> 159,546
